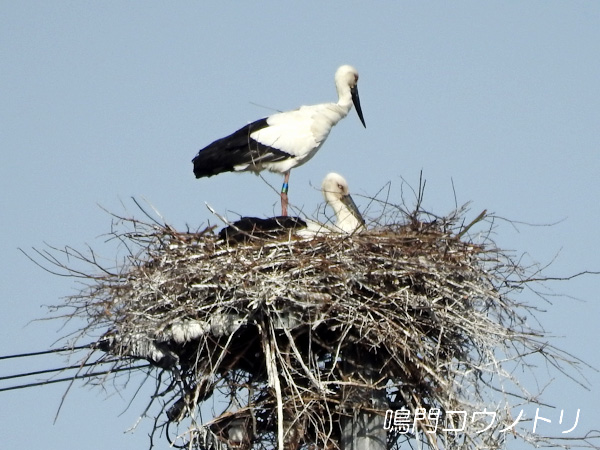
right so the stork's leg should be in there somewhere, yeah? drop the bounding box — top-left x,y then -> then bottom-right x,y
281,171 -> 290,216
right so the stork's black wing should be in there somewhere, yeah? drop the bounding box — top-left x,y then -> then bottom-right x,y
192,118 -> 291,178
219,216 -> 307,243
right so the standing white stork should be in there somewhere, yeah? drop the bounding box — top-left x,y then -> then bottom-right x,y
192,65 -> 366,216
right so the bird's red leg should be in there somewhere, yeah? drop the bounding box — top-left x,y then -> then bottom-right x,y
281,171 -> 290,216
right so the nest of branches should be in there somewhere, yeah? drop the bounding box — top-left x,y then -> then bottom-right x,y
37,200 -> 592,450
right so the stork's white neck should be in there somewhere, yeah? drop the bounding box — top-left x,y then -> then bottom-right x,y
326,195 -> 362,233
336,84 -> 353,112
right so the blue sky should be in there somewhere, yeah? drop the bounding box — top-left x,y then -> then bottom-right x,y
1,2 -> 599,449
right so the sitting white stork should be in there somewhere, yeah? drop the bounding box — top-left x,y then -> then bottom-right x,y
193,65 -> 366,216
219,172 -> 365,242
313,172 -> 365,234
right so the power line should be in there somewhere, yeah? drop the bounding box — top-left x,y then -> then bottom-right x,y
0,359 -> 121,382
0,344 -> 94,361
0,364 -> 151,393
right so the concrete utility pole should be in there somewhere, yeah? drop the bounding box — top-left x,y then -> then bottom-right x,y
341,407 -> 387,450
341,351 -> 387,450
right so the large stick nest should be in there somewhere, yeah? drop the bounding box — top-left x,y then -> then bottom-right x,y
39,201 -> 591,450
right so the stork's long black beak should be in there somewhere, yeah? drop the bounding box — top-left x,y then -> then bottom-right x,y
351,85 -> 366,128
341,193 -> 366,226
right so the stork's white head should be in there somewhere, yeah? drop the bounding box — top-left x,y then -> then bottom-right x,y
321,172 -> 365,233
334,65 -> 366,127
335,65 -> 360,88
